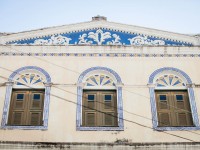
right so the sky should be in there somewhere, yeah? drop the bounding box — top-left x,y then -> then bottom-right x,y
0,0 -> 200,34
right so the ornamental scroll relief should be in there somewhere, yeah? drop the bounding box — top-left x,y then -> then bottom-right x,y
9,29 -> 189,46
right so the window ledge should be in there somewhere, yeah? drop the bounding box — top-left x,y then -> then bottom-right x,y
1,125 -> 47,130
77,126 -> 124,131
154,126 -> 200,131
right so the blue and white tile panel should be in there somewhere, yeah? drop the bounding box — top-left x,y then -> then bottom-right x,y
77,66 -> 124,131
1,52 -> 200,57
148,67 -> 200,131
7,28 -> 192,46
1,66 -> 51,130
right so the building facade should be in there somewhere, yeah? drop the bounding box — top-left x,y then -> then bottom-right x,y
0,16 -> 200,149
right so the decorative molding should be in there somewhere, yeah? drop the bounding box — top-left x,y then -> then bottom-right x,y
1,66 -> 51,130
1,52 -> 200,58
148,67 -> 200,131
1,19 -> 197,45
85,74 -> 115,87
77,66 -> 124,131
78,29 -> 122,45
128,36 -> 165,46
34,35 -> 71,45
6,28 -> 192,46
156,74 -> 186,87
15,72 -> 44,86
9,66 -> 51,83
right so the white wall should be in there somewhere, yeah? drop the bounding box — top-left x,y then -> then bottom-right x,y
0,45 -> 200,143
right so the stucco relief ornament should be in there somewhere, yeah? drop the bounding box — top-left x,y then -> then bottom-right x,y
128,35 -> 165,46
78,29 -> 121,45
106,34 -> 121,45
34,35 -> 71,45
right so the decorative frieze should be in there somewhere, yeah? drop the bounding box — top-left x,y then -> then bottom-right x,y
7,28 -> 192,46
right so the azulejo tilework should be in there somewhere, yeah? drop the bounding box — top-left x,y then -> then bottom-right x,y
148,67 -> 200,131
1,52 -> 200,57
77,66 -> 123,131
7,28 -> 192,46
1,66 -> 52,130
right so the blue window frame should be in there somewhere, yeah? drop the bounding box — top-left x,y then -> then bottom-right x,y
1,66 -> 51,130
77,66 -> 124,131
148,67 -> 200,131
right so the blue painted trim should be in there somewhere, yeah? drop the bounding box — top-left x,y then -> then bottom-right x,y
9,66 -> 51,83
148,67 -> 200,131
0,52 -> 200,58
1,66 -> 51,130
77,66 -> 124,131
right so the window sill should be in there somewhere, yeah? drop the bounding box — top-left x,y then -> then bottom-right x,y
1,125 -> 47,130
154,126 -> 200,131
77,126 -> 124,131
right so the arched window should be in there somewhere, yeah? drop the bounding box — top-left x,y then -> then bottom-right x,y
77,67 -> 123,131
149,67 -> 200,130
1,66 -> 51,130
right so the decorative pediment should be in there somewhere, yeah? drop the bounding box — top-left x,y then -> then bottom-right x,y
7,28 -> 192,46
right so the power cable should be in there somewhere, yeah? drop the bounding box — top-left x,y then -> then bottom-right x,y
0,73 -> 198,142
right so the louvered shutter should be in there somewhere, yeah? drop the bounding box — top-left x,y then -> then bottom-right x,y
101,91 -> 117,126
173,91 -> 193,126
85,112 -> 96,126
158,113 -> 171,126
8,90 -> 44,126
82,90 -> 117,127
28,91 -> 44,126
156,90 -> 194,127
82,91 -> 97,126
8,91 -> 27,125
155,91 -> 172,126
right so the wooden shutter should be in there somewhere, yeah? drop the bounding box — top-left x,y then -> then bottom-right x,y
82,90 -> 117,127
100,91 -> 117,126
85,112 -> 96,126
155,90 -> 194,127
82,91 -> 97,126
172,91 -> 193,126
28,91 -> 44,126
8,90 -> 44,126
11,112 -> 25,125
155,91 -> 172,126
158,113 -> 171,126
29,112 -> 43,126
8,91 -> 27,125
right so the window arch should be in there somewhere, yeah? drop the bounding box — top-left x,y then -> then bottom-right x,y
1,66 -> 51,130
148,67 -> 200,130
77,67 -> 123,131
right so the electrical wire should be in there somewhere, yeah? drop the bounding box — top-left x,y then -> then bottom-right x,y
0,44 -> 200,141
0,71 -> 199,142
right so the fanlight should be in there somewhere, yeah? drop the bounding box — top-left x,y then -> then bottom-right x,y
85,74 -> 115,87
156,74 -> 186,87
15,73 -> 44,86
